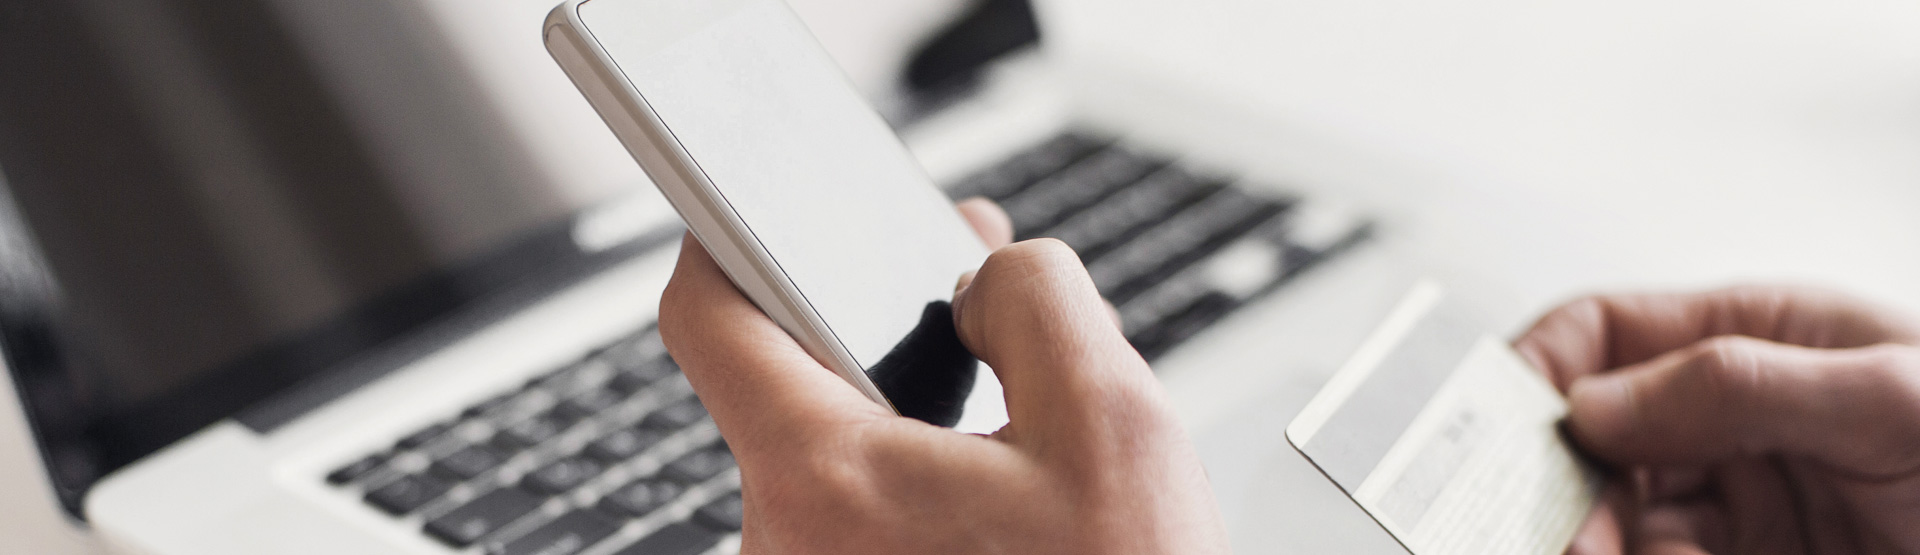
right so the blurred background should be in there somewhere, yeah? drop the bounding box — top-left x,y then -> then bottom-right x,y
1,0 -> 1917,552
0,0 -> 994,428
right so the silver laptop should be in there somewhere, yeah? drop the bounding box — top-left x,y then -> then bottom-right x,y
0,0 -> 1424,553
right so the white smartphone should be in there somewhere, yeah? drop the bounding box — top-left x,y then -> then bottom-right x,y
544,0 -> 1005,432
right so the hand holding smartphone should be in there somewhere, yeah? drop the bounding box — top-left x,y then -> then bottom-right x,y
545,0 -> 1005,431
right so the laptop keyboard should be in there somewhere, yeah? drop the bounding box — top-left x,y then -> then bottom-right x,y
323,131 -> 1368,554
946,132 -> 1370,359
327,332 -> 736,555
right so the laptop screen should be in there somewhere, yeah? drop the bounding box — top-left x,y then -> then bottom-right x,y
0,0 -> 665,516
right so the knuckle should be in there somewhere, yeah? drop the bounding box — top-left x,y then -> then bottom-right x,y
1562,295 -> 1608,318
655,288 -> 717,367
655,301 -> 691,355
1679,336 -> 1784,456
1690,336 -> 1768,404
657,282 -> 687,323
656,278 -> 700,346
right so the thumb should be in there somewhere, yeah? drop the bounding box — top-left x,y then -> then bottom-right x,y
951,239 -> 1168,439
1565,335 -> 1920,476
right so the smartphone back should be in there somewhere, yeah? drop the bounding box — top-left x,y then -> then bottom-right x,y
546,0 -> 1002,430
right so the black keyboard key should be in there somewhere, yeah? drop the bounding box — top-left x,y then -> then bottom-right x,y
397,421 -> 453,450
1126,292 -> 1241,361
585,427 -> 667,463
691,491 -> 743,532
327,453 -> 387,485
660,444 -> 734,484
424,486 -> 546,547
365,474 -> 452,515
597,478 -> 686,518
1004,148 -> 1165,235
1086,189 -> 1284,303
432,445 -> 509,481
606,368 -> 658,395
949,134 -> 1104,200
640,399 -> 708,431
522,456 -> 606,495
1116,269 -> 1216,334
1045,169 -> 1219,257
495,412 -> 575,450
554,388 -> 626,422
486,510 -> 620,555
613,523 -> 720,555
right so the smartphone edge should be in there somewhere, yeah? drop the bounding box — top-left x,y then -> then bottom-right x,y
543,0 -> 899,414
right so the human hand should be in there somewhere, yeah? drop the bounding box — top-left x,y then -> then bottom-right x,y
657,198 -> 1230,554
1515,286 -> 1920,555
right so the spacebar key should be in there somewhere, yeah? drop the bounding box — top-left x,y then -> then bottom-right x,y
486,510 -> 620,555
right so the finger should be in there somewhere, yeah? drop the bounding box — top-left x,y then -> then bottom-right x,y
956,197 -> 1014,249
950,239 -> 1170,440
658,235 -> 889,450
1636,541 -> 1713,555
950,239 -> 1225,547
1565,484 -> 1629,555
1717,459 -> 1807,555
1782,457 -> 1915,555
1645,467 -> 1711,501
1635,502 -> 1724,555
1514,286 -> 1920,392
955,246 -> 1121,332
1565,336 -> 1920,476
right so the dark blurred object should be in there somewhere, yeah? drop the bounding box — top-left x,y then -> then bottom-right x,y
866,301 -> 976,427
904,0 -> 1040,97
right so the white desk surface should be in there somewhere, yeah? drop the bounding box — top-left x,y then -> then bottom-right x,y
1043,0 -> 1920,317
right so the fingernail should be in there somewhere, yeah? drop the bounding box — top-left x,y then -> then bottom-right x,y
1567,376 -> 1635,444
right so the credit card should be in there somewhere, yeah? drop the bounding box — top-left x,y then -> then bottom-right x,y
1287,282 -> 1603,555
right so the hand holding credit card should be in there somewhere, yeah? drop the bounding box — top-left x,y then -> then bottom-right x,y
1289,282 -> 1603,555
